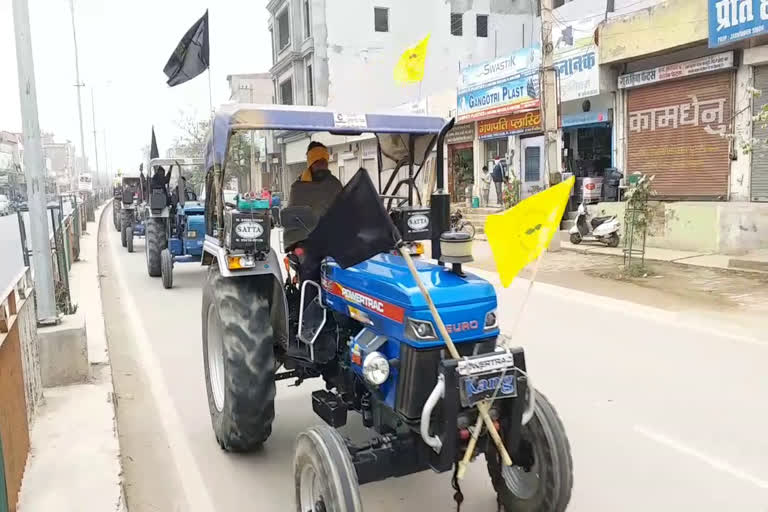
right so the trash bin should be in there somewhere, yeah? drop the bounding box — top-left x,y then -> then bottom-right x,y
602,168 -> 622,202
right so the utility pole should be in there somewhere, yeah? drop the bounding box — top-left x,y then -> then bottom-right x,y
90,88 -> 100,186
12,0 -> 58,323
68,0 -> 87,189
540,0 -> 560,186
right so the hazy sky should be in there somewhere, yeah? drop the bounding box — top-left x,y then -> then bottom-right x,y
0,0 -> 272,178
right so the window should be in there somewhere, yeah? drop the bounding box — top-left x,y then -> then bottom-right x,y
277,9 -> 290,50
306,64 -> 314,106
524,146 -> 541,182
374,7 -> 389,32
450,13 -> 463,36
280,79 -> 293,105
476,14 -> 488,37
303,0 -> 311,38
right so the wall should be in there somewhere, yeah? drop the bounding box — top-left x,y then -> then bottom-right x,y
599,0 -> 708,64
731,63 -> 753,201
591,201 -> 768,252
323,0 -> 537,113
227,74 -> 274,104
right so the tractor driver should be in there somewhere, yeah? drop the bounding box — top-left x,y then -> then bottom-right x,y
284,141 -> 342,248
151,165 -> 172,204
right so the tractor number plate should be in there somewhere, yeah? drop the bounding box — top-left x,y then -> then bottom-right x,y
457,352 -> 518,407
460,370 -> 517,407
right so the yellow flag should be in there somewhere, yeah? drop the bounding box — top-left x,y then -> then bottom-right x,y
485,177 -> 575,287
393,34 -> 430,84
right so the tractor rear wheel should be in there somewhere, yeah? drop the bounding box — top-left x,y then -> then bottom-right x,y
112,202 -> 120,231
294,426 -> 362,512
488,390 -> 573,512
161,248 -> 173,289
145,217 -> 167,277
126,226 -> 134,253
202,265 -> 276,452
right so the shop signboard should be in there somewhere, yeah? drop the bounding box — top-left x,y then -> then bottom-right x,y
445,123 -> 475,145
561,110 -> 611,128
555,45 -> 599,102
458,48 -> 540,91
708,0 -> 768,47
457,72 -> 540,122
618,52 -> 734,89
477,111 -> 541,140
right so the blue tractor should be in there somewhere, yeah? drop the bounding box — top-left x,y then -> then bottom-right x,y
142,157 -> 205,288
200,105 -> 573,511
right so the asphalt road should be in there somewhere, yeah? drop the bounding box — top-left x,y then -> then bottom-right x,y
99,206 -> 768,511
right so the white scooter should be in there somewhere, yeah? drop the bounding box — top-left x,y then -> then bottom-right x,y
569,202 -> 621,247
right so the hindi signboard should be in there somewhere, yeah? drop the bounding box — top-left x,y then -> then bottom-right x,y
709,0 -> 768,47
618,52 -> 734,89
477,111 -> 542,140
556,45 -> 600,102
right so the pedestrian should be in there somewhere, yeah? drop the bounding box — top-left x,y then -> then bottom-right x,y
491,156 -> 505,206
480,165 -> 491,207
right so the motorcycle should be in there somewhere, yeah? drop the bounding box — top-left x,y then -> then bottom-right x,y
569,202 -> 620,247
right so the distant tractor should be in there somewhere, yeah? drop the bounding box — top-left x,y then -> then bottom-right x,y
119,177 -> 142,253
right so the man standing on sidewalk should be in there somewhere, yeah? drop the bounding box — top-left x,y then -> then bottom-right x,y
491,156 -> 506,206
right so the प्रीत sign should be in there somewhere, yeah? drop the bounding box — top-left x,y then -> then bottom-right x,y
709,0 -> 768,47
478,111 -> 542,140
618,52 -> 734,89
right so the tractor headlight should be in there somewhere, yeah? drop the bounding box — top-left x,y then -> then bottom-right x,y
362,352 -> 390,386
484,310 -> 498,330
187,230 -> 197,239
405,318 -> 438,341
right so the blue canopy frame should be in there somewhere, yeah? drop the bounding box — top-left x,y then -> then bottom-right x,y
205,104 -> 445,171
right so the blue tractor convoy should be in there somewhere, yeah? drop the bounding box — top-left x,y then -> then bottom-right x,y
160,199 -> 206,288
200,105 -> 573,511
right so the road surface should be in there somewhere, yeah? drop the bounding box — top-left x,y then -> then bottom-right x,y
98,206 -> 768,511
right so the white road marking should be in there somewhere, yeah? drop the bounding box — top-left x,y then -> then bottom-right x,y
633,425 -> 768,491
106,217 -> 217,512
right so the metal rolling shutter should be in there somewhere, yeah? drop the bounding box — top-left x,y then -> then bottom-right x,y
626,72 -> 732,200
752,66 -> 768,201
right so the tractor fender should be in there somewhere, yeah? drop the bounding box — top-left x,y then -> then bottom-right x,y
203,237 -> 289,341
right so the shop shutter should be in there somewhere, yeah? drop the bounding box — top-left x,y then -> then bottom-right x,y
751,66 -> 768,201
626,72 -> 732,200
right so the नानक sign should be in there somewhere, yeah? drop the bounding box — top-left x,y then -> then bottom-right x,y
709,0 -> 768,47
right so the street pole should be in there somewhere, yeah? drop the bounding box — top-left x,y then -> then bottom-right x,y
90,88 -> 100,187
68,0 -> 87,191
12,0 -> 58,323
540,0 -> 560,187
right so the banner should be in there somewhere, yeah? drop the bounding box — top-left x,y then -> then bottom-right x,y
618,52 -> 734,89
709,0 -> 768,47
555,45 -> 599,102
458,72 -> 539,122
458,48 -> 540,91
478,111 -> 541,139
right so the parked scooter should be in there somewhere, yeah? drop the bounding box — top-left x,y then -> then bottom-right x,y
569,202 -> 620,247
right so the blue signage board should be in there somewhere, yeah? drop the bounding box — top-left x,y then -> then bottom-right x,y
561,111 -> 611,128
457,72 -> 540,122
709,0 -> 768,47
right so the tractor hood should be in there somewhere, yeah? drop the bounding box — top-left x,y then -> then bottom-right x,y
181,201 -> 205,215
322,253 -> 499,346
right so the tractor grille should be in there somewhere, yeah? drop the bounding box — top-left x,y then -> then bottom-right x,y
395,339 -> 496,421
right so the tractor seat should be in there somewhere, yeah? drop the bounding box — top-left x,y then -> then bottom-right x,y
590,216 -> 614,229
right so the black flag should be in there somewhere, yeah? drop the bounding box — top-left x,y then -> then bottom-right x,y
150,127 -> 159,159
163,10 -> 209,87
305,169 -> 400,269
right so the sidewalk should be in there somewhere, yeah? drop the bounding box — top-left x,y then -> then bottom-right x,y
559,241 -> 768,272
18,203 -> 124,512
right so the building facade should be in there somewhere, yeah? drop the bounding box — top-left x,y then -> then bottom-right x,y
0,132 -> 24,201
41,134 -> 76,194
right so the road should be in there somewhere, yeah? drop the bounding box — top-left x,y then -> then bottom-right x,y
99,205 -> 768,511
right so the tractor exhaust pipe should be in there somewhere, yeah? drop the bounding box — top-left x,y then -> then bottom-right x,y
431,118 -> 455,263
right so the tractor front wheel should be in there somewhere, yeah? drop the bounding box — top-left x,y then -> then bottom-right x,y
487,390 -> 573,512
126,226 -> 134,253
112,202 -> 121,231
202,265 -> 276,452
294,426 -> 362,512
145,217 -> 167,277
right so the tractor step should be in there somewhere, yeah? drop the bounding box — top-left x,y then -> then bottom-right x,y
312,390 -> 348,428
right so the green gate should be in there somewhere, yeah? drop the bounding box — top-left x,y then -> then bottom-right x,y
0,434 -> 8,512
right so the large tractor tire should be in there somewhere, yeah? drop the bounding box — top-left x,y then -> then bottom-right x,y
120,221 -> 127,247
202,265 -> 276,452
126,226 -> 134,253
294,425 -> 363,512
488,390 -> 573,512
112,202 -> 121,231
161,248 -> 173,289
145,218 -> 167,277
